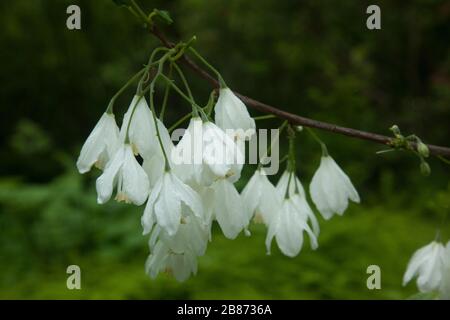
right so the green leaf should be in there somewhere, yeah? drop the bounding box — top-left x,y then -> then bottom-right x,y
154,9 -> 173,25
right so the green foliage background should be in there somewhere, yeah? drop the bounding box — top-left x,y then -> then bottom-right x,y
0,0 -> 449,299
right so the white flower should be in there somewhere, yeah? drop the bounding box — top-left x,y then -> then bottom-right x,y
403,241 -> 447,293
265,197 -> 318,257
145,240 -> 198,282
141,171 -> 203,236
95,144 -> 150,205
119,95 -> 173,189
211,179 -> 248,239
172,119 -> 243,185
309,155 -> 360,220
119,95 -> 157,159
142,120 -> 174,188
276,170 -> 320,236
171,117 -> 205,183
76,112 -> 120,173
145,216 -> 209,282
241,168 -> 282,225
149,215 -> 210,258
202,121 -> 244,182
214,88 -> 256,141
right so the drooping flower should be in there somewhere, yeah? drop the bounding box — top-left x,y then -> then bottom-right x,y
171,117 -> 205,183
145,240 -> 198,282
145,216 -> 209,282
172,119 -> 244,185
241,168 -> 282,225
403,241 -> 447,293
265,196 -> 318,257
276,170 -> 320,236
76,112 -> 120,173
309,155 -> 360,220
214,88 -> 256,142
141,170 -> 203,236
119,95 -> 175,189
202,121 -> 244,182
96,144 -> 150,205
211,178 -> 248,239
120,95 -> 167,160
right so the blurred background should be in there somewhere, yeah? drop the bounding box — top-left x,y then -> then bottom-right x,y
0,0 -> 449,299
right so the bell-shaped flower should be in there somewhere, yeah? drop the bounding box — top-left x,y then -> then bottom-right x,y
96,144 -> 150,205
76,112 -> 120,173
241,168 -> 282,225
120,95 -> 172,160
309,155 -> 360,220
149,215 -> 210,258
211,178 -> 248,239
187,180 -> 215,232
171,117 -> 205,183
145,215 -> 209,282
202,121 -> 244,182
403,241 -> 447,293
145,240 -> 198,282
214,88 -> 256,142
172,119 -> 243,185
277,170 -> 320,236
265,196 -> 318,257
119,94 -> 174,190
141,170 -> 203,236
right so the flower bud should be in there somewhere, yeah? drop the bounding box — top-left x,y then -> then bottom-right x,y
390,125 -> 401,136
420,161 -> 431,176
417,141 -> 429,158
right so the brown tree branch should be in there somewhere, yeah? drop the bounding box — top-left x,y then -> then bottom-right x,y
150,25 -> 450,159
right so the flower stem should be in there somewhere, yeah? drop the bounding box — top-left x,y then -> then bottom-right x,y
130,0 -> 151,24
148,55 -> 173,171
188,47 -> 226,87
285,171 -> 293,199
168,112 -> 192,133
258,120 -> 288,169
306,127 -> 328,156
159,73 -> 202,117
137,47 -> 170,94
437,155 -> 450,165
159,63 -> 172,121
106,68 -> 146,114
171,62 -> 199,117
287,126 -> 296,172
254,114 -> 277,121
172,62 -> 195,103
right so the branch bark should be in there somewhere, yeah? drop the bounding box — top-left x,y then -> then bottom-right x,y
150,26 -> 450,158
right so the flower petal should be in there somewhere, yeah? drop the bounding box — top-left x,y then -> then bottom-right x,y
95,145 -> 125,204
170,172 -> 204,219
77,113 -> 119,173
154,173 -> 182,236
141,173 -> 164,235
120,145 -> 150,205
213,179 -> 247,239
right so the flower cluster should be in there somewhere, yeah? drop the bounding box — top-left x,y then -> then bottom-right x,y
403,240 -> 450,299
77,49 -> 360,282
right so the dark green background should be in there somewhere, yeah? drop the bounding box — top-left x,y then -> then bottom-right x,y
0,0 -> 449,299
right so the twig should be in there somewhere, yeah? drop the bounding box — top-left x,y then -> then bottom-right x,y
148,25 -> 450,159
